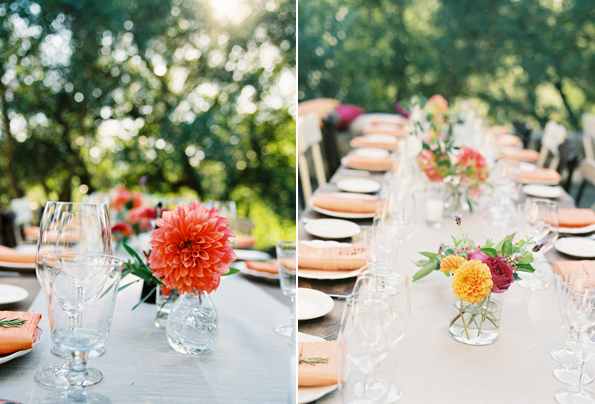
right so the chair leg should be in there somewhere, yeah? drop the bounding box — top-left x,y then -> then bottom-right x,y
576,180 -> 587,206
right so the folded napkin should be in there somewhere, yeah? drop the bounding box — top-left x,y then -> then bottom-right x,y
557,208 -> 595,228
552,261 -> 595,286
0,311 -> 42,355
234,234 -> 256,249
496,134 -> 522,148
299,340 -> 340,387
362,124 -> 406,137
350,135 -> 398,150
516,168 -> 561,185
501,148 -> 539,162
312,192 -> 381,214
299,241 -> 367,271
343,154 -> 395,172
245,260 -> 278,274
0,246 -> 36,264
23,226 -> 39,242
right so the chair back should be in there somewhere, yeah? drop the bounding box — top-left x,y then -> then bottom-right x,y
582,114 -> 595,162
298,114 -> 327,204
538,121 -> 566,170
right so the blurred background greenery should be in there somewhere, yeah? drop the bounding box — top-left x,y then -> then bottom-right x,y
299,0 -> 594,130
0,0 -> 296,248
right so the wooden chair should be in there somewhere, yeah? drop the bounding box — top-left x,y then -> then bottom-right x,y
576,114 -> 595,205
298,114 -> 327,205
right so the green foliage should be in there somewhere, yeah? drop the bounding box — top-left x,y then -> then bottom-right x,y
299,0 -> 594,129
0,0 -> 295,247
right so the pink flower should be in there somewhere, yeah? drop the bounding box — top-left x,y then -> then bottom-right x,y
427,94 -> 448,114
417,150 -> 444,182
467,249 -> 489,262
456,147 -> 489,185
149,202 -> 235,294
112,223 -> 133,238
128,206 -> 157,232
484,256 -> 514,293
111,186 -> 143,212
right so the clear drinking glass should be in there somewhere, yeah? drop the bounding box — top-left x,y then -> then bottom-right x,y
46,254 -> 123,404
275,240 -> 296,337
35,202 -> 112,389
423,184 -> 444,228
555,268 -> 595,404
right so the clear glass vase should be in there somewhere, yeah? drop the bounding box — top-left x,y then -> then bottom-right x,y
154,286 -> 179,328
449,295 -> 502,346
166,291 -> 217,355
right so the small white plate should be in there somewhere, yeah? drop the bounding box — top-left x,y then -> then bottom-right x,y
353,148 -> 389,159
0,284 -> 29,305
297,288 -> 334,321
311,206 -> 375,219
556,224 -> 595,235
298,332 -> 338,403
336,178 -> 381,194
234,261 -> 278,280
523,185 -> 563,199
555,237 -> 595,258
234,249 -> 271,261
304,219 -> 361,239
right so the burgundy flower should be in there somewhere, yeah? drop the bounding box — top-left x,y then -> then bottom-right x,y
484,256 -> 514,293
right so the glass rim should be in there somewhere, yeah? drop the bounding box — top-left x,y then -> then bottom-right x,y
43,201 -> 108,208
276,240 -> 296,248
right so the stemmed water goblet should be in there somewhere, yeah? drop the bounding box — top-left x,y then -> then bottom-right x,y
275,240 -> 296,337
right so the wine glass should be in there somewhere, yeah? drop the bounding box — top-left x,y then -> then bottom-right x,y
47,254 -> 123,404
275,240 -> 296,337
555,267 -> 595,404
35,202 -> 112,389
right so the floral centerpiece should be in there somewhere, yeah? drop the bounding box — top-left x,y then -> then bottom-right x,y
408,95 -> 489,213
413,232 -> 535,345
110,186 -> 157,244
121,201 -> 238,355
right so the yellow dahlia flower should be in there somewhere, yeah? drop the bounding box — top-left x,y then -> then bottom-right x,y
452,260 -> 493,304
440,255 -> 467,274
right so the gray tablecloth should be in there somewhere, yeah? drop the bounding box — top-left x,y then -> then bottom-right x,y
0,275 -> 294,404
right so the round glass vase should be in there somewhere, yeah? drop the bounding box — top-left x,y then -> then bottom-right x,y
154,286 -> 179,328
449,295 -> 502,346
166,290 -> 217,355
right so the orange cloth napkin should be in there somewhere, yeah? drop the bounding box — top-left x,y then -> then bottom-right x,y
299,241 -> 367,271
501,148 -> 539,162
516,168 -> 561,185
312,192 -> 382,214
496,134 -> 522,147
234,235 -> 256,249
0,246 -> 36,264
0,311 -> 42,355
299,340 -> 340,387
557,209 -> 595,228
350,135 -> 398,150
343,155 -> 394,172
245,261 -> 278,274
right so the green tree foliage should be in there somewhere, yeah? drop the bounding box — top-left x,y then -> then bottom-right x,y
0,0 -> 296,245
299,0 -> 594,129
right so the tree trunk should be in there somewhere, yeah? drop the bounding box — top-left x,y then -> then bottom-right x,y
0,83 -> 24,198
554,79 -> 579,130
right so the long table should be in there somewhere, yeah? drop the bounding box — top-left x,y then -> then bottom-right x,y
299,165 -> 591,403
0,273 -> 293,403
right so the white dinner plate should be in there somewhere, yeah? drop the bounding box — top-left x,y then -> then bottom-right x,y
336,178 -> 381,194
0,284 -> 29,305
234,249 -> 271,261
299,266 -> 366,280
298,332 -> 338,403
297,288 -> 334,321
555,237 -> 595,258
304,219 -> 360,239
311,205 -> 376,219
555,224 -> 595,235
523,185 -> 563,199
352,148 -> 389,159
234,261 -> 278,280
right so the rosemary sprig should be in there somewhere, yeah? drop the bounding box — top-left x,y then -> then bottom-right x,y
299,356 -> 329,366
0,318 -> 26,328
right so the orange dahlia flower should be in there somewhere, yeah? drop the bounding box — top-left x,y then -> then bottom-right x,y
452,260 -> 493,304
149,202 -> 235,294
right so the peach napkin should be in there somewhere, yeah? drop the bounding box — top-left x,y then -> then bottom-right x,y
362,124 -> 406,137
496,134 -> 522,148
299,340 -> 340,387
245,261 -> 278,274
501,148 -> 539,162
0,311 -> 42,355
557,209 -> 595,228
0,246 -> 36,264
343,155 -> 395,172
23,226 -> 39,242
299,241 -> 367,271
516,168 -> 561,185
312,192 -> 382,214
350,135 -> 398,150
234,234 -> 256,249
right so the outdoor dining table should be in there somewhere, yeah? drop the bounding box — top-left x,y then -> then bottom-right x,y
0,271 -> 293,404
299,164 -> 592,403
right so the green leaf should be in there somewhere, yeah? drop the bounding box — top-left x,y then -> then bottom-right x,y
222,268 -> 240,276
517,253 -> 534,265
413,263 -> 437,282
501,239 -> 513,256
480,247 -> 497,257
420,251 -> 439,260
516,263 -> 535,273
